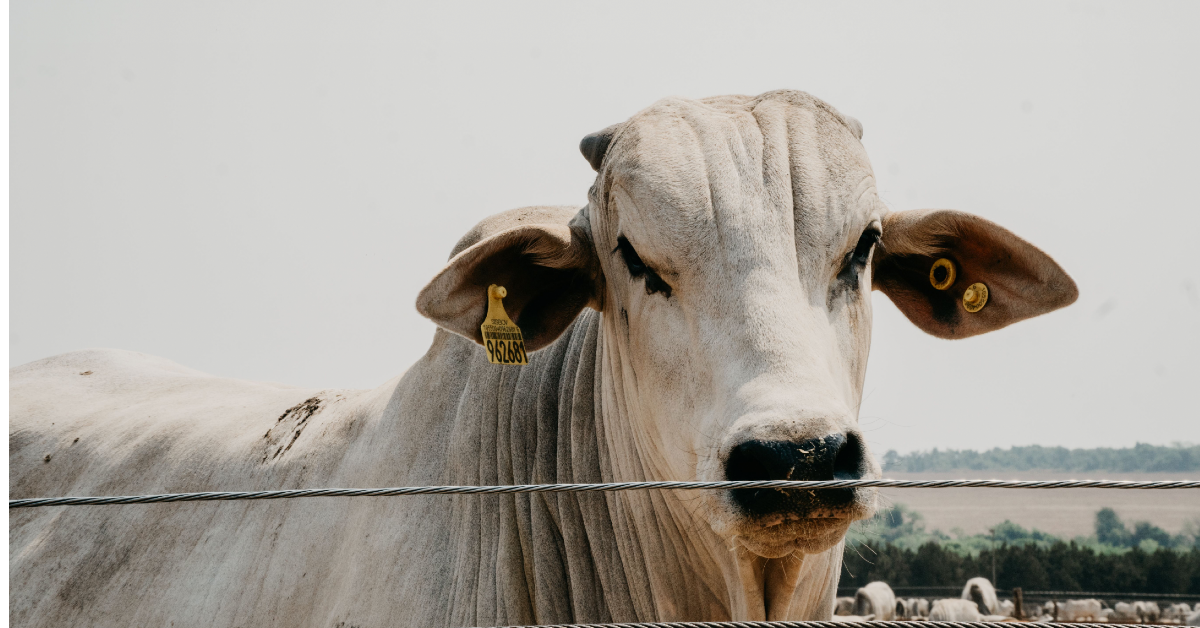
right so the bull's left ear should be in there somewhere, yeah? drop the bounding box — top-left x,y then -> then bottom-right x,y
416,211 -> 601,352
872,209 -> 1078,339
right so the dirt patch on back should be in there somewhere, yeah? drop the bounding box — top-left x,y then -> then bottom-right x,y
261,396 -> 324,463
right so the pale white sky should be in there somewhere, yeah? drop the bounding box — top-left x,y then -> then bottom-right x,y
10,1 -> 1199,454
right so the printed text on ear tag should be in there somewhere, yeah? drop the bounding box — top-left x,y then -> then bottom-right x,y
481,285 -> 528,365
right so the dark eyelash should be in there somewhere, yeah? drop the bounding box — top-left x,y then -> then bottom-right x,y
850,228 -> 881,265
836,227 -> 881,288
615,235 -> 672,297
614,236 -> 646,274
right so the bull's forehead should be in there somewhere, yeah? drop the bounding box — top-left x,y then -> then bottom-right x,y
601,91 -> 878,272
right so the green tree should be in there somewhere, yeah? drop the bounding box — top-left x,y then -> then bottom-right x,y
998,543 -> 1050,589
842,543 -> 1200,594
841,505 -> 1200,593
1131,521 -> 1173,547
1095,507 -> 1132,547
1145,549 -> 1189,594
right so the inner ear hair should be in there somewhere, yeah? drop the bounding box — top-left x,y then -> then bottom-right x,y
877,211 -> 959,258
416,219 -> 601,352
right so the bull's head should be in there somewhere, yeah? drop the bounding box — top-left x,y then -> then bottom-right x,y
417,91 -> 1076,561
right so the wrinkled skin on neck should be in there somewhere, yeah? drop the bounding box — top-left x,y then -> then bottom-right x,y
435,312 -> 843,624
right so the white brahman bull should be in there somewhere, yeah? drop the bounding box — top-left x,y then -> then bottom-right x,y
930,598 -> 984,621
1164,603 -> 1193,622
895,596 -> 929,619
1136,600 -> 1162,623
1113,601 -> 1139,622
853,581 -> 896,620
9,90 -> 1077,627
1059,599 -> 1102,621
963,576 -> 999,614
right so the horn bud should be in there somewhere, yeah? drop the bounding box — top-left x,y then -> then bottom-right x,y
579,124 -> 620,172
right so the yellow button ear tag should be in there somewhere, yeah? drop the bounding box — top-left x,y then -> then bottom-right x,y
963,282 -> 989,313
480,285 -> 528,365
930,258 -> 956,290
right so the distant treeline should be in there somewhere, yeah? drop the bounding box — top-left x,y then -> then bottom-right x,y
848,504 -> 1198,555
841,542 -> 1200,594
882,443 -> 1200,472
842,504 -> 1200,594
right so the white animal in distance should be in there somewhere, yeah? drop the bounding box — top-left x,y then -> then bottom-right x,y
853,581 -> 896,620
930,599 -> 985,621
1059,599 -> 1102,622
962,576 -> 999,615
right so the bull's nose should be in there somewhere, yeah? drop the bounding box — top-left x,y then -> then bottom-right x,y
724,432 -> 865,516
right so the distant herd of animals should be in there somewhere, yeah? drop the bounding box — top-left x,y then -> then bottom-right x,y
839,577 -> 1200,624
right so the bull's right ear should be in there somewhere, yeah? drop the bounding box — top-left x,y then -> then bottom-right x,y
416,212 -> 601,352
872,209 -> 1078,339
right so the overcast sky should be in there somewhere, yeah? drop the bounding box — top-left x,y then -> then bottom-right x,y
11,1 -> 1199,455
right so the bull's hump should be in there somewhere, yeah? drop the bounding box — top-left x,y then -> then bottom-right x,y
11,347 -> 215,382
9,348 -> 313,423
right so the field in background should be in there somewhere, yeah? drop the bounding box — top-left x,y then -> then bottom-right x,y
882,443 -> 1200,473
877,471 -> 1200,538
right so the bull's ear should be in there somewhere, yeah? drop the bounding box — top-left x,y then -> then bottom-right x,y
416,211 -> 601,351
872,209 -> 1078,339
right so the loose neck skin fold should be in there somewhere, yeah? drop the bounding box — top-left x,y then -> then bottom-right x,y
430,309 -> 841,626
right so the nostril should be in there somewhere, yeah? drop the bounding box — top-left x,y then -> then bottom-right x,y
725,433 -> 855,483
725,440 -> 791,482
833,432 -> 865,480
724,432 -> 865,517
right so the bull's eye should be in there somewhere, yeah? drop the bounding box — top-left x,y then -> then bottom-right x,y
850,227 -> 881,267
837,226 -> 881,288
615,235 -> 672,297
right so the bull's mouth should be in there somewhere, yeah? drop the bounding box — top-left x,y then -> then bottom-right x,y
722,488 -> 876,557
729,485 -> 858,517
735,517 -> 853,558
709,431 -> 879,556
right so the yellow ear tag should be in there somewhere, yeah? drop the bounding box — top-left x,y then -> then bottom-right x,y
480,285 -> 528,365
930,258 -> 956,290
963,282 -> 989,313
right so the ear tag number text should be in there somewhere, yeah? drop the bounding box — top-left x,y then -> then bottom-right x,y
480,284 -> 528,365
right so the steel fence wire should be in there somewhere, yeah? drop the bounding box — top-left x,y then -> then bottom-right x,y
10,478 -> 1200,508
480,622 -> 1172,628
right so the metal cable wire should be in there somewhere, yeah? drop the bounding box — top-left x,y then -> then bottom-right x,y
10,478 -> 1199,508
483,622 -> 1165,628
